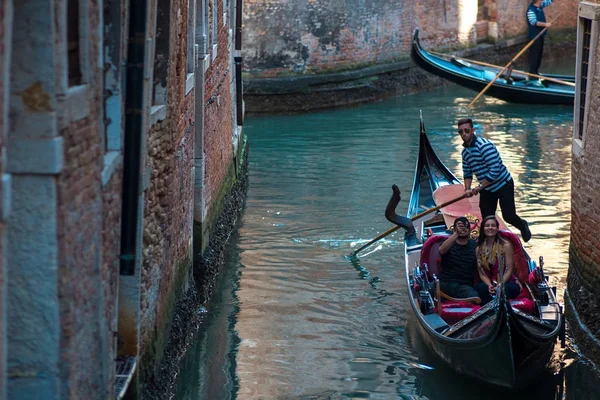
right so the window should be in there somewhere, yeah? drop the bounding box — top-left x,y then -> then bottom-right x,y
187,0 -> 195,73
574,4 -> 600,155
196,0 -> 209,56
103,0 -> 125,154
211,0 -> 217,60
577,18 -> 591,141
223,0 -> 227,26
68,0 -> 82,86
153,0 -> 171,105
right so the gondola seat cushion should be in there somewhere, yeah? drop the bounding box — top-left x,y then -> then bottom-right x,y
420,235 -> 481,323
439,302 -> 481,324
419,234 -> 449,279
498,231 -> 535,314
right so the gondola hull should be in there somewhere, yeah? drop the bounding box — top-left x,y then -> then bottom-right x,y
411,29 -> 574,105
401,115 -> 563,389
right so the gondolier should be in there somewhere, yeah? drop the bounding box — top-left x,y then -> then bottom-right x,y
458,118 -> 532,242
527,0 -> 553,76
395,114 -> 564,389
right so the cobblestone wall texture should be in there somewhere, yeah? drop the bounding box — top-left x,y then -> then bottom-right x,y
140,0 -> 195,375
242,0 -> 578,79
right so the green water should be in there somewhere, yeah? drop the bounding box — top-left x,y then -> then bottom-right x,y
175,79 -> 582,399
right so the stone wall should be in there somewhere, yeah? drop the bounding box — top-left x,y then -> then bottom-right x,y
243,0 -> 578,80
139,0 -> 196,382
242,0 -> 579,113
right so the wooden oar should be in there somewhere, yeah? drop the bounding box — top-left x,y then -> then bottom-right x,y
428,50 -> 575,87
350,191 -> 468,257
467,13 -> 562,108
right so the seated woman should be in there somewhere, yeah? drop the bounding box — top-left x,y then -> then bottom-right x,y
475,215 -> 522,304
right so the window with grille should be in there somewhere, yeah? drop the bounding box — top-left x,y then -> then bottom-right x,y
573,4 -> 600,155
578,18 -> 591,142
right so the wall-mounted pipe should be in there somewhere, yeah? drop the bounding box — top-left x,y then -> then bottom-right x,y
120,0 -> 148,276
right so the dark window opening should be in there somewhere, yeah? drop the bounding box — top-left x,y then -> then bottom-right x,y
578,17 -> 591,141
68,0 -> 82,86
153,0 -> 171,105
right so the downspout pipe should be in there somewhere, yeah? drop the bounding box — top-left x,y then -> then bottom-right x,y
120,0 -> 148,276
234,0 -> 243,126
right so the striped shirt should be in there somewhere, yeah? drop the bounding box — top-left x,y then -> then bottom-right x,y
440,239 -> 477,285
527,0 -> 552,26
462,135 -> 511,193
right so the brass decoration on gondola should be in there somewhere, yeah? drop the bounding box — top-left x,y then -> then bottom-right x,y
449,213 -> 480,239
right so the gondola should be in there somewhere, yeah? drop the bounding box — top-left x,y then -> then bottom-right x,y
386,113 -> 565,389
411,29 -> 575,105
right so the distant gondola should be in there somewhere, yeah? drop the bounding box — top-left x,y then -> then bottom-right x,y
387,113 -> 565,389
410,29 -> 575,105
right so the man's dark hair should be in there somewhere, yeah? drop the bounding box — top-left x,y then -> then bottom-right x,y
454,216 -> 470,231
457,118 -> 473,128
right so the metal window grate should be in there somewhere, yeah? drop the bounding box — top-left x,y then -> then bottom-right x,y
578,17 -> 592,141
114,356 -> 137,399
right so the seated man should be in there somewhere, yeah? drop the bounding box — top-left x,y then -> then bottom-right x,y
437,217 -> 479,299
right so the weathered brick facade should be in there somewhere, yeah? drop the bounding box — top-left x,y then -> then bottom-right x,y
243,0 -> 577,79
567,0 -> 600,365
1,0 -> 244,397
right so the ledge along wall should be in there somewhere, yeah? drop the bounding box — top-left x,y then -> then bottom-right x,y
241,0 -> 578,113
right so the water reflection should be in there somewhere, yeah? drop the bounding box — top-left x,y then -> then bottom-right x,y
175,78 -> 579,398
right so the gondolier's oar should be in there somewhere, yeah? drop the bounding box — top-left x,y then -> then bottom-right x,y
467,13 -> 562,108
427,50 -> 575,87
350,185 -> 467,257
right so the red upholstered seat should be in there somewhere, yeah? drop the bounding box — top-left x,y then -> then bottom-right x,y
420,235 -> 481,324
497,230 -> 535,313
419,235 -> 449,280
419,232 -> 536,324
498,230 -> 530,283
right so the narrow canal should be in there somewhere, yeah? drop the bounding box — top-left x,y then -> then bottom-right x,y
175,70 -> 580,399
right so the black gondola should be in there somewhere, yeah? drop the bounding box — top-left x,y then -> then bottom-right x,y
411,29 -> 575,105
387,113 -> 565,389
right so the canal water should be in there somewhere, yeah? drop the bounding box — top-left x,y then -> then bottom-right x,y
175,72 -> 582,399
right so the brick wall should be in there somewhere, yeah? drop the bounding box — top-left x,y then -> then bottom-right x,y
569,10 -> 600,346
55,0 -> 118,396
242,0 -> 579,79
140,0 -> 195,377
204,0 -> 233,208
101,166 -> 121,393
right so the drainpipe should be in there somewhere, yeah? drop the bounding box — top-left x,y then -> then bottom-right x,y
234,0 -> 243,126
120,0 -> 148,276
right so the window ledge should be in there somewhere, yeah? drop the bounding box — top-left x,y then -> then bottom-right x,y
0,174 -> 12,222
102,151 -> 123,186
573,138 -> 584,158
212,43 -> 218,61
150,105 -> 167,125
115,356 -> 137,399
66,84 -> 91,122
186,73 -> 195,95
